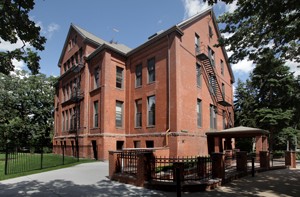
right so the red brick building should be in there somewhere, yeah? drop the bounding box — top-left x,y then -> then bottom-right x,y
53,8 -> 235,160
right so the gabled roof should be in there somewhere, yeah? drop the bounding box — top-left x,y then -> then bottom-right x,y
58,23 -> 131,66
59,8 -> 235,83
178,7 -> 235,83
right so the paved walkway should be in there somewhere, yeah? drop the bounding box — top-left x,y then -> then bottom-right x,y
0,162 -> 299,196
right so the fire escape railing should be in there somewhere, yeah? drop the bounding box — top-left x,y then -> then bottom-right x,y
196,44 -> 234,128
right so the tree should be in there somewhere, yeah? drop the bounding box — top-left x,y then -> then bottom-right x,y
0,70 -> 57,147
0,0 -> 46,75
234,50 -> 300,151
205,0 -> 300,64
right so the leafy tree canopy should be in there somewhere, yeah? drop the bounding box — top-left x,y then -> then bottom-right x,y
234,50 -> 300,150
205,0 -> 300,64
0,70 -> 57,147
0,0 -> 46,75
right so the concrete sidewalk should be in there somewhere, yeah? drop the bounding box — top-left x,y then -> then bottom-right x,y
0,162 -> 299,197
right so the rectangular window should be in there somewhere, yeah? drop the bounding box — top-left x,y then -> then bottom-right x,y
94,101 -> 99,128
197,99 -> 202,127
135,64 -> 142,87
135,99 -> 142,127
221,60 -> 224,75
75,53 -> 78,64
116,66 -> 124,89
66,84 -> 69,100
210,76 -> 217,95
146,140 -> 154,148
64,63 -> 67,73
116,141 -> 124,150
222,83 -> 225,98
69,109 -> 72,130
116,101 -> 123,127
62,111 -> 65,131
79,48 -> 83,63
209,25 -> 213,38
210,105 -> 217,130
134,141 -> 141,148
196,63 -> 201,87
66,110 -> 69,131
223,110 -> 226,129
195,33 -> 200,53
63,86 -> 66,102
77,105 -> 80,128
208,47 -> 215,67
147,58 -> 155,83
94,67 -> 100,89
147,96 -> 155,126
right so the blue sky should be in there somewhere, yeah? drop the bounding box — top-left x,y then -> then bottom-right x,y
27,0 -> 250,79
4,0 -> 281,86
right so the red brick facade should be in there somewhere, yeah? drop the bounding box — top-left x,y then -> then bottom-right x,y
53,8 -> 234,160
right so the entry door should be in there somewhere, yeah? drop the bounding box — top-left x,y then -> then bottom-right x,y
92,140 -> 98,160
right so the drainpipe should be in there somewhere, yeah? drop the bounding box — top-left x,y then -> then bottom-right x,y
165,34 -> 171,146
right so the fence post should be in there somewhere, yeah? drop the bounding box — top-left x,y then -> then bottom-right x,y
5,143 -> 8,175
62,144 -> 65,165
236,151 -> 247,172
176,167 -> 182,197
211,153 -> 225,181
259,151 -> 270,169
40,147 -> 43,169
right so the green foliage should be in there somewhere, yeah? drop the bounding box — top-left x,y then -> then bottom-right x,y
234,50 -> 300,151
207,0 -> 300,64
0,0 -> 46,75
0,70 -> 57,147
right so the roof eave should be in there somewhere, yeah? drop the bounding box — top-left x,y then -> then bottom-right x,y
127,26 -> 184,56
86,43 -> 127,61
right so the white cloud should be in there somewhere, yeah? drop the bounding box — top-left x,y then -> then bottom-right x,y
232,58 -> 255,74
225,0 -> 238,13
285,60 -> 300,78
46,23 -> 60,38
182,0 -> 209,19
0,38 -> 30,51
12,59 -> 26,70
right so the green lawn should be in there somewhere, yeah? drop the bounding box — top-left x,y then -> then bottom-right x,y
0,153 -> 95,181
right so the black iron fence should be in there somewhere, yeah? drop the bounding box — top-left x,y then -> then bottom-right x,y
116,151 -> 212,183
2,144 -> 95,175
152,156 -> 212,182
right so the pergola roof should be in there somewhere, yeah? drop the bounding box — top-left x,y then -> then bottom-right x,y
206,126 -> 269,138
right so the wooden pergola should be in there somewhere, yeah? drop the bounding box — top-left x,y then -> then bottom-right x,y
206,126 -> 269,154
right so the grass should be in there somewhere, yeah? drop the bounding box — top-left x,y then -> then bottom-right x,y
0,153 -> 95,181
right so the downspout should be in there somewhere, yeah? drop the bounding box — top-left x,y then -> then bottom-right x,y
165,34 -> 171,146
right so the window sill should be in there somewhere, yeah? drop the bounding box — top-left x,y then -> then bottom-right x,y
90,87 -> 101,94
146,125 -> 155,128
135,85 -> 142,89
116,87 -> 124,91
134,127 -> 142,129
147,81 -> 156,85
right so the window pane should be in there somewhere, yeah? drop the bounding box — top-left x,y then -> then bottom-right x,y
94,101 -> 99,127
148,96 -> 155,126
147,58 -> 155,83
116,67 -> 123,88
94,67 -> 99,88
135,99 -> 142,127
197,99 -> 202,127
116,101 -> 123,127
196,63 -> 201,87
135,64 -> 142,87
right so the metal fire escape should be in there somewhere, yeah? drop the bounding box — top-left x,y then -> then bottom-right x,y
196,45 -> 234,128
